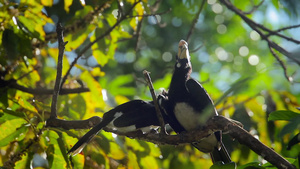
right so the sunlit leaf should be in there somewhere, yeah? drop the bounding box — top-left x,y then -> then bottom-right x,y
128,150 -> 140,169
65,24 -> 96,51
44,130 -> 68,168
140,156 -> 159,169
0,119 -> 27,147
15,152 -> 29,169
130,17 -> 138,31
108,142 -> 125,160
41,0 -> 53,6
64,0 -> 73,13
115,95 -> 130,105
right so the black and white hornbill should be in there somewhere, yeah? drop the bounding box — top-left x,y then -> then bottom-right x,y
158,40 -> 231,164
68,100 -> 164,155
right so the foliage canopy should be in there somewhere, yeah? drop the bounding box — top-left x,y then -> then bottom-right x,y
0,0 -> 299,168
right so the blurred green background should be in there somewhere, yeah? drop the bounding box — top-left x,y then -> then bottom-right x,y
0,0 -> 299,168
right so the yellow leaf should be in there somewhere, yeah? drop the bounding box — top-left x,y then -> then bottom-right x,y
108,142 -> 125,160
128,150 -> 140,169
41,0 -> 53,6
130,17 -> 138,31
0,118 -> 26,140
90,67 -> 105,77
140,156 -> 159,169
64,0 -> 73,13
115,95 -> 130,105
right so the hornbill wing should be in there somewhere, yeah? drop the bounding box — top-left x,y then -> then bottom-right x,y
186,79 -> 217,117
68,100 -> 161,156
112,101 -> 161,130
186,78 -> 231,163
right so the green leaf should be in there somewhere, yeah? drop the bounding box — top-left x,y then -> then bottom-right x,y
108,74 -> 136,96
215,77 -> 251,105
210,161 -> 236,169
2,29 -> 20,60
279,116 -> 300,137
0,89 -> 8,107
0,122 -> 28,147
268,110 -> 300,121
2,108 -> 26,118
237,162 -> 264,169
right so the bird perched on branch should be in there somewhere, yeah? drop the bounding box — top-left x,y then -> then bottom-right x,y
68,100 -> 164,156
158,40 -> 231,164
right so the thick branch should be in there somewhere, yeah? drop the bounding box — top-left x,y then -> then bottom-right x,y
103,116 -> 295,169
8,81 -> 89,95
46,116 -> 101,130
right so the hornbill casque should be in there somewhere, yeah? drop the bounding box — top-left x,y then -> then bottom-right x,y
158,40 -> 231,164
68,100 -> 165,156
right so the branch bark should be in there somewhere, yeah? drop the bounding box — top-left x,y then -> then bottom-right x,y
143,70 -> 166,134
103,115 -> 296,169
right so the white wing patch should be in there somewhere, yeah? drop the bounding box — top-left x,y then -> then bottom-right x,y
174,102 -> 213,130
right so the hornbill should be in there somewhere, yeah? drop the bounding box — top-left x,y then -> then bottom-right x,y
158,40 -> 231,164
68,100 -> 165,156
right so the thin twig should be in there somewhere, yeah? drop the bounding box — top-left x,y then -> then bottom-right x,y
271,24 -> 300,34
143,70 -> 166,134
50,23 -> 68,119
127,9 -> 172,18
219,0 -> 300,78
15,65 -> 40,81
186,0 -> 206,42
135,17 -> 144,52
60,0 -> 142,88
269,45 -> 292,82
243,0 -> 264,15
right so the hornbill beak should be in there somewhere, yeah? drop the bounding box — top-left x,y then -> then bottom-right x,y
178,40 -> 190,60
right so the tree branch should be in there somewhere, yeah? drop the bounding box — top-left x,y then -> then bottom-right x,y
143,70 -> 166,134
49,23 -> 67,119
6,80 -> 90,95
46,116 -> 101,130
219,0 -> 300,82
186,0 -> 206,43
103,115 -> 296,169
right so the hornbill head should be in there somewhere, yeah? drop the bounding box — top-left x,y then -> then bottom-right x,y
176,40 -> 192,74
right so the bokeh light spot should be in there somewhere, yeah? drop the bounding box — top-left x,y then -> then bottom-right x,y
162,52 -> 173,62
239,46 -> 249,56
212,3 -> 223,14
215,47 -> 228,61
172,17 -> 182,27
217,24 -> 227,34
250,31 -> 260,40
214,15 -> 224,24
207,0 -> 217,5
248,55 -> 259,65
